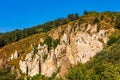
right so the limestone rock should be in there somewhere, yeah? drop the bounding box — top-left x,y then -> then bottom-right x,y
16,69 -> 21,80
18,24 -> 111,78
19,60 -> 27,74
61,33 -> 70,45
14,50 -> 19,59
90,24 -> 98,33
41,57 -> 57,77
10,54 -> 14,60
52,30 -> 60,40
40,38 -> 44,43
28,55 -> 40,77
60,56 -> 70,79
65,25 -> 72,34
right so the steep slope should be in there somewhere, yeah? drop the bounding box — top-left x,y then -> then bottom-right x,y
0,12 -> 119,80
66,30 -> 120,80
19,23 -> 111,77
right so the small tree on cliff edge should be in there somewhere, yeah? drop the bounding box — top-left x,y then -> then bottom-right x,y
115,15 -> 120,29
74,13 -> 79,20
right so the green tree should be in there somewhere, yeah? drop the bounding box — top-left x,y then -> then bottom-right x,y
67,14 -> 74,21
44,36 -> 52,51
115,15 -> 120,29
74,13 -> 79,20
93,17 -> 100,24
66,64 -> 87,80
53,39 -> 60,49
84,10 -> 89,15
100,15 -> 104,20
0,68 -> 16,80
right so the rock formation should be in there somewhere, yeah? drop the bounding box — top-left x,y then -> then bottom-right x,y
18,23 -> 110,78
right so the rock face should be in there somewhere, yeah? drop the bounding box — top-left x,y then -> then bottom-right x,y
18,24 -> 110,78
8,50 -> 19,61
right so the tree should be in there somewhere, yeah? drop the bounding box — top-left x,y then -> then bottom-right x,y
0,68 -> 16,80
74,13 -> 79,20
66,64 -> 87,80
115,15 -> 120,29
67,14 -> 74,21
53,39 -> 60,49
84,10 -> 89,15
0,38 -> 5,47
93,17 -> 100,24
100,15 -> 104,20
44,36 -> 52,51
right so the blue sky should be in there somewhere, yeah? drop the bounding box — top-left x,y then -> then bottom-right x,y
0,0 -> 120,33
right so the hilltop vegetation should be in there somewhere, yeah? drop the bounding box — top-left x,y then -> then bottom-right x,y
1,11 -> 120,48
0,13 -> 79,48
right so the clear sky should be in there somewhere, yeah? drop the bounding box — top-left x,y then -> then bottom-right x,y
0,0 -> 120,33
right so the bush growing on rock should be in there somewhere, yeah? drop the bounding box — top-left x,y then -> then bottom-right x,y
115,15 -> 120,29
53,39 -> 60,49
93,17 -> 100,24
33,44 -> 38,54
107,30 -> 120,46
100,15 -> 104,20
0,68 -> 16,80
44,36 -> 52,51
107,36 -> 118,46
42,54 -> 48,62
31,74 -> 46,80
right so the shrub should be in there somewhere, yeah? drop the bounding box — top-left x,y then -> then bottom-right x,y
53,39 -> 60,49
32,74 -> 46,80
67,14 -> 74,21
107,36 -> 118,46
100,15 -> 104,20
0,68 -> 16,80
44,36 -> 52,51
84,10 -> 89,15
107,30 -> 120,46
66,64 -> 87,80
97,24 -> 101,32
33,44 -> 38,54
115,15 -> 120,29
74,13 -> 79,20
93,18 -> 100,24
42,54 -> 48,62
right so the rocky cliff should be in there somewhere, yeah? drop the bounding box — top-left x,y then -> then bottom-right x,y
7,22 -> 113,79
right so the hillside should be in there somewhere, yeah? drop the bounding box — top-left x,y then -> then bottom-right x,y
0,13 -> 79,48
66,30 -> 120,80
0,11 -> 120,80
